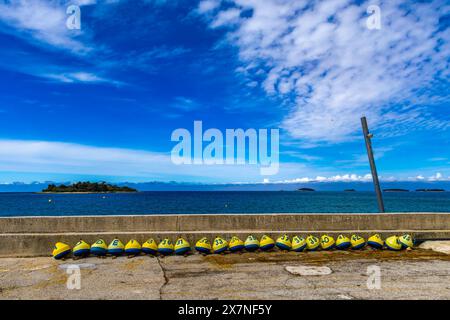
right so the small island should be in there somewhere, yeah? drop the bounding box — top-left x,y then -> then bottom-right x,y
298,187 -> 315,192
383,188 -> 409,192
41,182 -> 138,193
416,189 -> 445,192
344,189 -> 356,192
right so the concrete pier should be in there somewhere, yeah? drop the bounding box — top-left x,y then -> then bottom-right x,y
1,213 -> 450,257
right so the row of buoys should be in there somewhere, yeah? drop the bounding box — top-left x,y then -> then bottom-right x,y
52,234 -> 414,259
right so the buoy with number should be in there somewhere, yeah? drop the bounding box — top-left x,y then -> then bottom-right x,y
158,238 -> 174,255
350,235 -> 366,250
291,236 -> 306,252
336,235 -> 351,250
108,238 -> 125,256
195,237 -> 212,254
276,234 -> 292,251
174,237 -> 191,255
142,238 -> 158,255
228,236 -> 245,252
259,235 -> 275,251
385,235 -> 402,251
398,234 -> 413,249
125,239 -> 141,255
91,239 -> 108,256
320,234 -> 335,250
244,235 -> 259,251
368,234 -> 384,249
52,242 -> 71,259
213,236 -> 228,254
73,240 -> 90,257
306,235 -> 320,251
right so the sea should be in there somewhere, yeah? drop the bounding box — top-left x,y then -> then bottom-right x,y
0,191 -> 449,216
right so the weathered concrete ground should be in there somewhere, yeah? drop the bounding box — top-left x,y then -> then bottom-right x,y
1,244 -> 450,300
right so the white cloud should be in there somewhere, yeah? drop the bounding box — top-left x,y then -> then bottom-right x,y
200,0 -> 450,144
0,0 -> 92,54
43,71 -> 123,85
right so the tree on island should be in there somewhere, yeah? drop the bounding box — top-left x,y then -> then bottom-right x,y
42,182 -> 137,193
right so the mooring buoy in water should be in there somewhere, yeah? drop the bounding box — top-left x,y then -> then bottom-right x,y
259,235 -> 275,251
213,236 -> 228,254
73,240 -> 90,257
142,238 -> 158,255
368,234 -> 384,249
91,239 -> 107,256
195,237 -> 212,254
228,236 -> 245,252
350,235 -> 366,250
244,235 -> 259,251
335,235 -> 351,250
306,235 -> 320,251
398,234 -> 413,249
52,242 -> 71,259
174,237 -> 191,255
385,235 -> 402,251
320,234 -> 335,250
276,234 -> 292,251
291,235 -> 306,252
108,238 -> 124,256
125,239 -> 141,255
158,238 -> 174,255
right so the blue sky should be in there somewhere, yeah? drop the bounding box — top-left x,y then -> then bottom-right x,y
0,0 -> 449,185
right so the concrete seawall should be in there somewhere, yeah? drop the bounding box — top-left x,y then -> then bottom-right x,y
1,213 -> 449,257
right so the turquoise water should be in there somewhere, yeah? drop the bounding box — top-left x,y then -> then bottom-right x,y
0,191 -> 449,216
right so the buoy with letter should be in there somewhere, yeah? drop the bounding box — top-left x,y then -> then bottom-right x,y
142,238 -> 158,255
158,238 -> 174,255
259,235 -> 275,251
228,236 -> 245,252
213,236 -> 228,254
276,234 -> 292,251
320,234 -> 335,250
291,236 -> 306,252
367,234 -> 384,249
174,237 -> 191,255
385,235 -> 402,251
244,235 -> 259,251
195,237 -> 212,254
108,238 -> 125,256
398,234 -> 413,249
350,235 -> 366,250
73,240 -> 90,258
336,235 -> 351,250
306,235 -> 320,251
91,239 -> 108,256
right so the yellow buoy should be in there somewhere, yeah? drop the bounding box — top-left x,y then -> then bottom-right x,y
306,235 -> 320,251
228,236 -> 245,252
244,235 -> 259,251
91,239 -> 108,256
276,234 -> 292,251
174,237 -> 191,255
195,237 -> 212,254
108,238 -> 124,256
142,238 -> 158,255
350,235 -> 366,250
158,238 -> 174,255
398,234 -> 414,249
213,236 -> 228,254
291,236 -> 306,252
385,235 -> 402,251
52,242 -> 71,259
259,235 -> 275,251
320,235 -> 335,250
368,234 -> 384,249
125,239 -> 141,255
73,240 -> 90,257
336,235 -> 351,250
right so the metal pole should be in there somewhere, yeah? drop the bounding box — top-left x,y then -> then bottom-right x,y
361,116 -> 385,213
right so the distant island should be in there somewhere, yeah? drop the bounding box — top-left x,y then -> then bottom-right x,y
298,188 -> 315,192
416,189 -> 445,192
383,188 -> 409,192
41,182 -> 138,193
344,189 -> 356,192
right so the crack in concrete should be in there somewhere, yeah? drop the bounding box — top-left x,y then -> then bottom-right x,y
156,256 -> 168,300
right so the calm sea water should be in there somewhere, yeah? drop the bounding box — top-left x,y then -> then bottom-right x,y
0,191 -> 449,216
